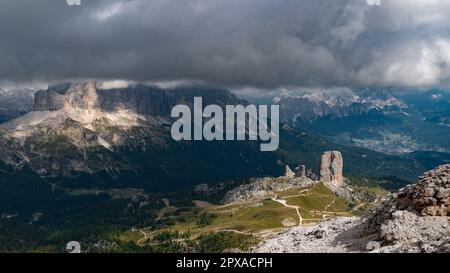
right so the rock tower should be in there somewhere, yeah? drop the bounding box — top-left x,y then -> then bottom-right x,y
284,165 -> 296,179
320,151 -> 344,186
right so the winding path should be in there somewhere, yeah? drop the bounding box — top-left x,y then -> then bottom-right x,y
137,230 -> 148,246
323,198 -> 336,214
271,197 -> 303,227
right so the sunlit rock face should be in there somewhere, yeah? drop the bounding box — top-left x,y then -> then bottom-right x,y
0,81 -> 269,188
33,81 -> 244,116
284,165 -> 295,178
320,151 -> 344,187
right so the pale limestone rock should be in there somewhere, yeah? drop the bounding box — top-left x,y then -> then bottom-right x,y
284,165 -> 295,179
320,151 -> 344,186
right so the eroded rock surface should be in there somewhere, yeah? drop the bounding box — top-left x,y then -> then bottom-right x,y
284,165 -> 295,179
320,151 -> 344,187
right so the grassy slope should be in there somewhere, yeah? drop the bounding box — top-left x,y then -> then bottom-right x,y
121,182 -> 386,248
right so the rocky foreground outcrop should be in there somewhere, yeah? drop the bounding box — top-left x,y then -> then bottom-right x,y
381,164 -> 449,217
363,164 -> 450,250
254,164 -> 450,253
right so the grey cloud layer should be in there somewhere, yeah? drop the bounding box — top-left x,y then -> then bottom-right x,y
2,0 -> 450,89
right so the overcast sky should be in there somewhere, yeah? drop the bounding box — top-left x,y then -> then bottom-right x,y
2,0 -> 450,93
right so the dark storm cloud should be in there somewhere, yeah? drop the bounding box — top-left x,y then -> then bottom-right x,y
2,0 -> 450,90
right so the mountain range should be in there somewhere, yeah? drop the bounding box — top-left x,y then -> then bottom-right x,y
0,82 -> 432,194
0,88 -> 35,123
274,88 -> 450,156
0,82 -> 449,253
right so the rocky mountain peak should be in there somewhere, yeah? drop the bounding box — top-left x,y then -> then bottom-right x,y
33,81 -> 98,111
32,82 -> 243,117
320,151 -> 344,187
64,81 -> 98,110
282,151 -> 345,186
283,165 -> 295,178
274,89 -> 406,125
0,82 -> 257,181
